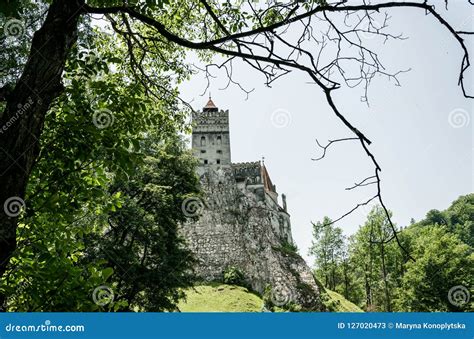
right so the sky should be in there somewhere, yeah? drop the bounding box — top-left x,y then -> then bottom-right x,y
179,2 -> 473,263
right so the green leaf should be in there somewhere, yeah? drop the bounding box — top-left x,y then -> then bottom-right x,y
102,267 -> 114,281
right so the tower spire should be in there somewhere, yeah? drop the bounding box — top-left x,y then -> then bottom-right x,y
204,95 -> 217,111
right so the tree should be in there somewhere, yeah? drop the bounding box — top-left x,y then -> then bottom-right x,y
0,21 -> 197,310
338,240 -> 355,301
1,0 -> 472,304
84,135 -> 200,312
309,216 -> 344,291
2,132 -> 200,311
394,225 -> 474,312
417,194 -> 474,248
348,206 -> 399,311
341,197 -> 473,312
350,219 -> 376,310
446,194 -> 474,248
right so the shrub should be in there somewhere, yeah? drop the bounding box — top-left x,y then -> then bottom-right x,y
273,240 -> 299,258
222,266 -> 245,286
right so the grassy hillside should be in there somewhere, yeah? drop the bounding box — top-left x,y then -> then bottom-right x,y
177,283 -> 363,312
178,283 -> 263,312
322,289 -> 364,312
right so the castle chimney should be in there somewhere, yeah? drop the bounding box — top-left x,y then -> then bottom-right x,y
282,194 -> 287,212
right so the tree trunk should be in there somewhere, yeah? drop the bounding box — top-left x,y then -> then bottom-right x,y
330,250 -> 335,290
322,250 -> 329,288
0,0 -> 83,308
364,263 -> 372,309
343,260 -> 349,299
331,265 -> 336,290
380,242 -> 392,312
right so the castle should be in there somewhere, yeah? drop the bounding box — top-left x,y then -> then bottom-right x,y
181,98 -> 324,310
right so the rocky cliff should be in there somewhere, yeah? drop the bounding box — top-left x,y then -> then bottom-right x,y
180,165 -> 325,311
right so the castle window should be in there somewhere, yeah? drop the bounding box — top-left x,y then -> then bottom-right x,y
200,136 -> 206,146
201,150 -> 206,153
216,150 -> 222,154
216,159 -> 221,164
216,136 -> 222,145
203,159 -> 208,164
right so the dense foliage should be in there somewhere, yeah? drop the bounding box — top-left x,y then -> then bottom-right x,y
0,12 -> 200,311
310,194 -> 474,312
222,266 -> 246,286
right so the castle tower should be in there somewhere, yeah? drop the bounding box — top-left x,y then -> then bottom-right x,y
192,97 -> 231,166
183,98 -> 324,310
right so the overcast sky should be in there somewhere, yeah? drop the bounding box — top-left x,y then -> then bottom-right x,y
179,2 -> 473,263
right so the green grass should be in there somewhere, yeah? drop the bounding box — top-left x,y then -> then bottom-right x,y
177,283 -> 363,312
178,283 -> 263,312
323,289 -> 363,312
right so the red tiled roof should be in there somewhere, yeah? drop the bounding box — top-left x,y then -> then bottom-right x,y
261,164 -> 276,193
204,98 -> 217,109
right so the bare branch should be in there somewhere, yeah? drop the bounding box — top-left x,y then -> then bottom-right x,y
345,175 -> 377,191
322,195 -> 378,227
312,137 -> 359,161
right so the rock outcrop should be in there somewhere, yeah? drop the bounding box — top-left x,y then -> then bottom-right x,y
181,164 -> 324,310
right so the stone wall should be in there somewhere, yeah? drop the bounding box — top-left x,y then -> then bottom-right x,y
180,166 -> 325,310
